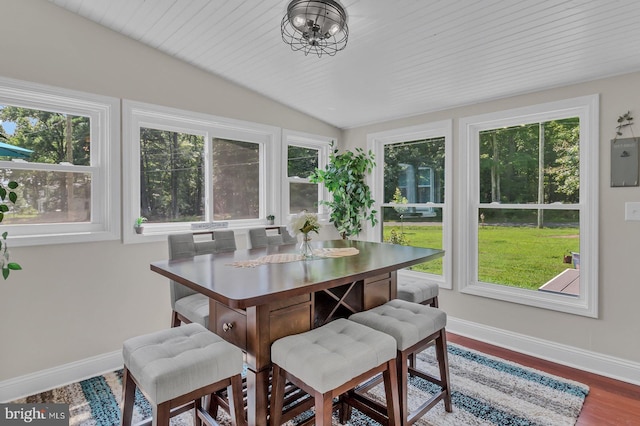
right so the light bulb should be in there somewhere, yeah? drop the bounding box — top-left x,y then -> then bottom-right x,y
292,15 -> 306,28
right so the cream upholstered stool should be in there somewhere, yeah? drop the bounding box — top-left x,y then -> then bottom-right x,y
269,318 -> 400,426
397,277 -> 440,368
121,323 -> 245,426
397,277 -> 439,307
348,299 -> 452,426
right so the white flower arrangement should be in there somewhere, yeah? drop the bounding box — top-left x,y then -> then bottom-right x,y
287,211 -> 320,236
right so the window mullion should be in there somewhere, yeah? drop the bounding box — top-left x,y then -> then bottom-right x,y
204,131 -> 213,222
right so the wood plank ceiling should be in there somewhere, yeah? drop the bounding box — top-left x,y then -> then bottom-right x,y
49,0 -> 640,129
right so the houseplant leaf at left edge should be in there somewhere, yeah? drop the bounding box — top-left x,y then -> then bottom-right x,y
0,180 -> 22,279
309,142 -> 378,239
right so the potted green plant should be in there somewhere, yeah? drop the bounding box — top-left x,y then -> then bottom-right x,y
266,214 -> 275,225
134,216 -> 147,234
0,180 -> 22,279
310,143 -> 378,239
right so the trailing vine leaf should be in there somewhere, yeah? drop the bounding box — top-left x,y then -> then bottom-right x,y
614,111 -> 634,140
0,181 -> 21,280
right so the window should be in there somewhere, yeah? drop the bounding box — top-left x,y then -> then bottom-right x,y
140,128 -> 205,223
0,77 -> 120,246
459,95 -> 599,317
282,130 -> 331,218
123,100 -> 278,242
368,120 -> 452,288
213,138 -> 261,220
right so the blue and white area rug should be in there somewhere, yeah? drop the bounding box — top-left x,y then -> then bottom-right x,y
13,343 -> 589,425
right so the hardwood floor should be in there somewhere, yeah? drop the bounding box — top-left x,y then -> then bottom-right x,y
447,333 -> 640,426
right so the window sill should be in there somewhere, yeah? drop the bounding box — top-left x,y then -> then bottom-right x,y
7,229 -> 120,247
122,221 -> 334,245
460,281 -> 597,318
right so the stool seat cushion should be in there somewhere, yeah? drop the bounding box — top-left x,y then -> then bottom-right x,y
123,323 -> 242,404
271,318 -> 396,394
174,293 -> 209,327
397,277 -> 439,303
349,299 -> 446,351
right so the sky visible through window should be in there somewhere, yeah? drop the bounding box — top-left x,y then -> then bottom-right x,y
0,121 -> 16,134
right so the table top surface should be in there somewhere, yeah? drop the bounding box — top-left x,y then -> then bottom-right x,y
151,239 -> 443,309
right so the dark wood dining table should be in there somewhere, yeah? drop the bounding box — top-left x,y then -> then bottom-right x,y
150,239 -> 443,426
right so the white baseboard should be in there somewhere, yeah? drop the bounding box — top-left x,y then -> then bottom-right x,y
448,316 -> 640,386
0,350 -> 123,403
2,318 -> 639,402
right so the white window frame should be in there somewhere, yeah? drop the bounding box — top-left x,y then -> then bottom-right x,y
367,120 -> 453,290
123,100 -> 279,243
459,95 -> 599,317
0,76 -> 120,246
281,129 -> 332,221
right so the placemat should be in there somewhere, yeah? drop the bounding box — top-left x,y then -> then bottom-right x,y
228,247 -> 359,268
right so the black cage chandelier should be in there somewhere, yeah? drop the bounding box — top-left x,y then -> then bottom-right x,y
281,0 -> 349,57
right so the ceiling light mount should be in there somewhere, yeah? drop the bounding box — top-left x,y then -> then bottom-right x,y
281,0 -> 348,57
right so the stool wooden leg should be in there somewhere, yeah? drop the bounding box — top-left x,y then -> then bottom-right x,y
314,391 -> 333,426
398,350 -> 410,426
228,374 -> 246,426
435,330 -> 452,412
408,352 -> 416,369
195,395 -> 204,426
121,368 -> 136,426
338,395 -> 352,424
269,365 -> 286,426
382,358 -> 401,426
171,311 -> 181,327
153,401 -> 171,426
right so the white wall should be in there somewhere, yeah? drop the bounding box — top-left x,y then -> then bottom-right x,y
0,0 -> 340,381
344,72 -> 640,365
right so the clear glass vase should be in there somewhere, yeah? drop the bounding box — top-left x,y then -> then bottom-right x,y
299,233 -> 313,259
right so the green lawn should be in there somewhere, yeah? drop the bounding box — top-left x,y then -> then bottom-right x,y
384,224 -> 579,290
384,225 -> 443,275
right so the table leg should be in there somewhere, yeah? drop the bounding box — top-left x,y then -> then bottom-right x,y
246,367 -> 270,426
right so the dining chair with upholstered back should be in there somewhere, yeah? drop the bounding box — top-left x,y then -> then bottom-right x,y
168,230 -> 236,327
278,226 -> 298,245
249,227 -> 297,248
248,228 -> 283,248
211,229 -> 237,252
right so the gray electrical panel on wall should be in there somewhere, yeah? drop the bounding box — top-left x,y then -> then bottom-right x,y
611,137 -> 639,187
